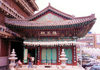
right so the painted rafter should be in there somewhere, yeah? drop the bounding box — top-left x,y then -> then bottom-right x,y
15,0 -> 34,15
0,0 -> 24,19
29,0 -> 39,10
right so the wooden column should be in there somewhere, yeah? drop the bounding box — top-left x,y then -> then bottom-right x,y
7,41 -> 11,66
8,41 -> 11,56
57,46 -> 60,65
37,46 -> 40,64
0,38 -> 1,56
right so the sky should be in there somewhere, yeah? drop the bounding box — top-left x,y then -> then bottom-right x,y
35,0 -> 100,34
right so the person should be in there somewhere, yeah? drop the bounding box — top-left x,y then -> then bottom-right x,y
16,60 -> 22,67
31,57 -> 35,64
28,54 -> 33,68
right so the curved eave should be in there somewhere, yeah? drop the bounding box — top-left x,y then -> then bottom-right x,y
5,14 -> 96,28
77,20 -> 95,38
5,14 -> 96,38
5,19 -> 96,30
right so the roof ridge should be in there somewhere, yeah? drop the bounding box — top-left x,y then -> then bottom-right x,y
26,4 -> 75,20
48,5 -> 75,18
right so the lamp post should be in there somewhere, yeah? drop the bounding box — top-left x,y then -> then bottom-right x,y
8,49 -> 17,70
59,49 -> 68,69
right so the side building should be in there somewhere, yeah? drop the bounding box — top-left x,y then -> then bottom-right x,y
77,33 -> 100,48
0,0 -> 38,70
94,34 -> 100,48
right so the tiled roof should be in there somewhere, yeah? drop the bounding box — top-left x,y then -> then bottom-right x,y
5,14 -> 95,27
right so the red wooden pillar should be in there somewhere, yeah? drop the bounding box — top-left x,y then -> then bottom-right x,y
57,46 -> 61,65
59,45 -> 62,65
0,38 -> 1,56
37,46 -> 41,65
57,46 -> 59,65
72,44 -> 74,65
40,46 -> 41,64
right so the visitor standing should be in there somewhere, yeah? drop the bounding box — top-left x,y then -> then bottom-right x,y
31,57 -> 35,64
16,60 -> 22,68
28,54 -> 33,68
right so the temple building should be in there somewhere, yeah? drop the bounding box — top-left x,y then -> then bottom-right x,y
0,0 -> 96,69
5,4 -> 96,66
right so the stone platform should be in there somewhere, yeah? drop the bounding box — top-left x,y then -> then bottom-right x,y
16,65 -> 85,70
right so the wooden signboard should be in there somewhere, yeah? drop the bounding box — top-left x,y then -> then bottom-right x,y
23,48 -> 28,63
